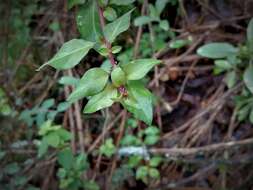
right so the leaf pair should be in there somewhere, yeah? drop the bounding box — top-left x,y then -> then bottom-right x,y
77,0 -> 133,43
67,58 -> 160,124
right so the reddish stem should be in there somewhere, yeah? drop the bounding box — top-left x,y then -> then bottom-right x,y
97,5 -> 116,67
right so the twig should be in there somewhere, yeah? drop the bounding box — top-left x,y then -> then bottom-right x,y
67,70 -> 85,154
87,111 -> 125,153
133,0 -> 148,58
150,137 -> 253,156
107,111 -> 126,188
97,3 -> 116,67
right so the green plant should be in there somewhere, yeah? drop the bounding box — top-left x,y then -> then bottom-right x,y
37,120 -> 72,157
134,0 -> 175,31
38,0 -> 161,125
37,120 -> 99,190
99,138 -> 116,158
197,18 -> 253,124
19,99 -> 70,127
118,124 -> 161,183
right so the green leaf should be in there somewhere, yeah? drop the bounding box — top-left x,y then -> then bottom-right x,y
101,59 -> 112,73
224,71 -> 237,88
4,163 -> 20,175
149,4 -> 159,18
128,155 -> 142,168
44,132 -> 60,147
121,59 -> 161,80
57,148 -> 74,170
75,153 -> 88,170
122,81 -> 153,125
120,134 -> 141,146
250,108 -> 253,124
57,102 -> 71,112
57,128 -> 72,141
49,21 -> 60,32
99,138 -> 116,157
104,9 -> 134,43
169,39 -> 190,49
68,0 -> 86,9
41,98 -> 55,109
148,168 -> 160,178
39,39 -> 94,70
136,166 -> 148,182
134,16 -> 155,26
57,168 -> 67,178
149,156 -> 162,167
144,126 -> 160,135
111,66 -> 127,87
238,104 -> 251,121
247,18 -> 253,48
38,139 -> 48,157
76,1 -> 102,42
111,45 -> 122,54
214,60 -> 233,74
159,20 -> 169,31
110,0 -> 135,5
244,65 -> 253,94
197,43 -> 238,59
104,7 -> 117,21
144,135 -> 159,145
67,68 -> 109,103
83,84 -> 117,113
58,76 -> 80,87
155,0 -> 169,15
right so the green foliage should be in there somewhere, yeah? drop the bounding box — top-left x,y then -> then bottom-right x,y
19,99 -> 70,127
134,0 -> 173,31
111,66 -> 127,87
0,88 -> 12,116
38,120 -> 72,157
104,7 -> 117,21
109,0 -> 135,5
77,0 -> 102,42
68,68 -> 109,102
197,18 -> 253,124
197,43 -> 238,59
104,9 -> 134,43
38,39 -> 94,70
57,151 -> 98,190
99,138 -> 116,158
121,59 -> 161,80
83,84 -> 118,113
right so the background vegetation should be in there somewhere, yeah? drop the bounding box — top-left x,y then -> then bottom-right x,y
1,0 -> 253,189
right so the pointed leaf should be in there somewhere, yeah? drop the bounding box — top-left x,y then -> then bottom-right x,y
76,1 -> 102,42
197,43 -> 238,59
110,0 -> 135,5
224,70 -> 237,88
104,7 -> 117,21
58,76 -> 80,87
104,9 -> 134,43
121,59 -> 161,80
83,84 -> 117,113
122,81 -> 153,124
57,148 -> 74,170
67,68 -> 109,103
244,65 -> 253,94
39,39 -> 94,70
155,0 -> 169,15
111,66 -> 126,87
134,16 -> 155,26
247,18 -> 253,48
